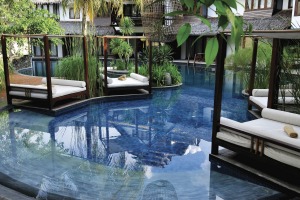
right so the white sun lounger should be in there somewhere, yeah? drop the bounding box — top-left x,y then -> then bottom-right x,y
216,108 -> 300,169
249,89 -> 295,111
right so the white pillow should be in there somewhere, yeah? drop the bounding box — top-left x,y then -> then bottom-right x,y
42,78 -> 86,88
100,74 -> 113,84
262,108 -> 300,127
130,73 -> 148,82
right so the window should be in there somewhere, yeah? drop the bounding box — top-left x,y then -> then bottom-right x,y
33,42 -> 58,57
295,0 -> 300,16
123,4 -> 141,17
245,0 -> 273,10
288,0 -> 293,8
53,4 -> 59,16
69,8 -> 80,19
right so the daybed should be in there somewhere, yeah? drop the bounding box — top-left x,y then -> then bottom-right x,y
8,78 -> 87,109
102,73 -> 150,95
215,108 -> 300,171
249,89 -> 295,111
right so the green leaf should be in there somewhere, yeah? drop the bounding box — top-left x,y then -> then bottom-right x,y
195,15 -> 211,28
204,0 -> 215,7
205,37 -> 219,67
176,23 -> 191,47
184,0 -> 194,9
222,0 -> 237,10
218,15 -> 228,30
214,1 -> 226,15
164,11 -> 187,16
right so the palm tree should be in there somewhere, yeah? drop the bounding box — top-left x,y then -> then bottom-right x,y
62,0 -> 141,36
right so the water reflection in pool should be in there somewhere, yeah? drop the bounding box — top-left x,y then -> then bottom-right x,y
0,66 -> 288,199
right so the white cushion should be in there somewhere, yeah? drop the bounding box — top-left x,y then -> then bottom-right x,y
41,78 -> 86,88
107,77 -> 148,88
262,108 -> 300,127
252,89 -> 293,97
10,84 -> 57,94
100,74 -> 113,84
130,73 -> 148,82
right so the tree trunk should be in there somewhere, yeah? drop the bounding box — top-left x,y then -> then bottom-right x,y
82,2 -> 88,36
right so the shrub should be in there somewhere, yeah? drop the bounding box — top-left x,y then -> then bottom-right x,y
55,56 -> 100,97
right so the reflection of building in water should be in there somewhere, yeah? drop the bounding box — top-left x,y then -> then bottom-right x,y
142,180 -> 178,200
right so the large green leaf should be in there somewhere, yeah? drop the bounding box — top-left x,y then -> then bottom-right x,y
214,0 -> 226,15
184,0 -> 194,9
176,23 -> 191,47
204,0 -> 215,6
205,37 -> 219,67
222,0 -> 237,10
218,15 -> 228,30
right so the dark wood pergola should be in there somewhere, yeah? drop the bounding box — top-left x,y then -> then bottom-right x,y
1,34 -> 89,111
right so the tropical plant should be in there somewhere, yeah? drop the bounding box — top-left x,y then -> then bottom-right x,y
0,61 -> 5,92
139,44 -> 173,66
55,55 -> 100,97
225,41 -> 272,91
110,39 -> 133,70
163,0 -> 249,67
119,17 -> 135,36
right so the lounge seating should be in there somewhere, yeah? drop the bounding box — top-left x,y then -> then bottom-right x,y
8,78 -> 87,109
101,73 -> 150,94
215,108 -> 300,170
249,89 -> 295,111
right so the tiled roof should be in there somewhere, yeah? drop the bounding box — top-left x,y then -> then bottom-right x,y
59,22 -> 115,35
180,9 -> 292,36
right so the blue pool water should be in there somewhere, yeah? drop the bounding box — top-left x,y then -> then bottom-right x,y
0,65 -> 292,199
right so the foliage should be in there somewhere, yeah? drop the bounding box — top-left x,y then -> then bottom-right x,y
119,17 -> 135,36
0,0 -> 63,35
110,39 -> 133,69
225,41 -> 272,90
111,60 -> 134,71
55,55 -> 100,97
139,44 -> 173,66
138,63 -> 181,86
165,0 -> 250,66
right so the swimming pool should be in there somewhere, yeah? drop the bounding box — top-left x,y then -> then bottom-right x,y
0,65 -> 292,199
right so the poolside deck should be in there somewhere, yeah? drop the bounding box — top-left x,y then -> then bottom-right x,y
210,149 -> 300,197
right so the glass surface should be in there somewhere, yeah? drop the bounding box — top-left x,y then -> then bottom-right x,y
0,64 -> 292,199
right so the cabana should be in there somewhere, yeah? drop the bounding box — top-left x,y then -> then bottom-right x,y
102,35 -> 152,95
211,31 -> 300,195
1,35 -> 89,110
246,35 -> 299,113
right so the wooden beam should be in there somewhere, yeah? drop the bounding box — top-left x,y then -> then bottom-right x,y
43,35 -> 53,110
1,35 -> 12,104
135,39 -> 138,73
248,38 -> 259,110
83,36 -> 89,98
211,34 -> 227,155
103,37 -> 108,95
267,38 -> 281,109
149,40 -> 153,94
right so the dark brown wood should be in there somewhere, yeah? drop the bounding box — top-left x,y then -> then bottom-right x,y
103,37 -> 108,95
248,38 -> 259,110
1,35 -> 12,104
82,36 -> 89,98
267,38 -> 281,109
43,35 -> 53,110
135,39 -> 138,73
211,34 -> 227,155
149,40 -> 153,94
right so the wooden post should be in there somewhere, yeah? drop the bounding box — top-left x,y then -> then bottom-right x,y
83,36 -> 89,98
43,35 -> 53,110
248,38 -> 258,110
103,37 -> 108,95
135,38 -> 138,73
1,35 -> 12,104
148,40 -> 153,94
268,38 -> 281,109
211,34 -> 227,155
